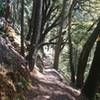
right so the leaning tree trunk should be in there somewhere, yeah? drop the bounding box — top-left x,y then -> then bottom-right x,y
76,19 -> 100,88
81,40 -> 100,100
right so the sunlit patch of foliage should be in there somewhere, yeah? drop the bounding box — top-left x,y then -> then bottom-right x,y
95,93 -> 100,100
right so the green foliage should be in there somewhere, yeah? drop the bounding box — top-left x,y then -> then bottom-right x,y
19,76 -> 29,89
15,96 -> 24,100
95,93 -> 100,100
0,31 -> 6,36
0,4 -> 4,11
0,2 -> 5,16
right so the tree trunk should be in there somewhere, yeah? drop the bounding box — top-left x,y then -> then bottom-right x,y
81,40 -> 100,100
53,0 -> 66,70
68,32 -> 75,83
5,0 -> 11,21
76,19 -> 100,88
67,0 -> 77,83
20,0 -> 25,56
28,0 -> 43,71
26,18 -> 32,41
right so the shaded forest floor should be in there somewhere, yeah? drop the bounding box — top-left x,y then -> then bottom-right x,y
26,70 -> 80,100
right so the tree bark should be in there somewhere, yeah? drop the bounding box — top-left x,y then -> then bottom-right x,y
28,0 -> 43,71
81,40 -> 100,100
67,0 -> 77,83
26,18 -> 32,41
20,0 -> 25,56
53,0 -> 66,70
76,19 -> 100,88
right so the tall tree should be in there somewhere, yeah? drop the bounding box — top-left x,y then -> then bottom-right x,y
76,18 -> 100,88
81,40 -> 100,100
39,0 -> 61,44
20,0 -> 25,56
67,0 -> 77,83
53,0 -> 66,70
28,0 -> 43,71
26,0 -> 61,45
